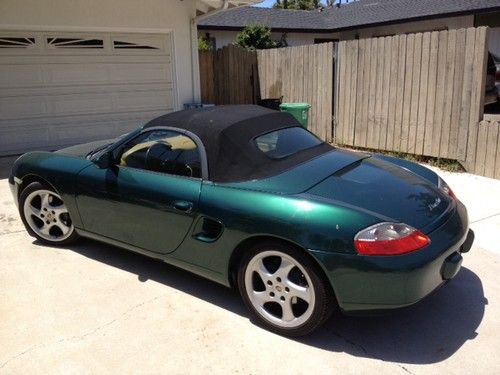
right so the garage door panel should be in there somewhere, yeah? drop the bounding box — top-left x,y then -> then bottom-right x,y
0,31 -> 175,155
1,88 -> 172,120
0,55 -> 171,65
0,64 -> 44,87
0,110 -> 166,154
47,64 -> 111,85
1,62 -> 173,87
0,96 -> 48,119
110,64 -> 172,83
0,127 -> 50,154
51,93 -> 114,116
2,83 -> 173,98
114,89 -> 173,111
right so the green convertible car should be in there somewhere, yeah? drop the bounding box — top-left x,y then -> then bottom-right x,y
9,105 -> 473,336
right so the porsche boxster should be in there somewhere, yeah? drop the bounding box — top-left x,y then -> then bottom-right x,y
9,105 -> 473,336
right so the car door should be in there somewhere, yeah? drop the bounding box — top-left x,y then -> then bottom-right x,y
75,129 -> 203,254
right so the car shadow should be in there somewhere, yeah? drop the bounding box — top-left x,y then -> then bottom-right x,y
47,238 -> 485,365
298,266 -> 485,364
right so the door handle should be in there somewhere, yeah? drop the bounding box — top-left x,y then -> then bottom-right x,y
173,200 -> 193,213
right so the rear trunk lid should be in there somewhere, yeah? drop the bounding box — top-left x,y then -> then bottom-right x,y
223,149 -> 369,194
306,157 -> 454,233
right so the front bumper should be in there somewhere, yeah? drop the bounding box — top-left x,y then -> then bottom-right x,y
8,174 -> 19,208
309,200 -> 472,312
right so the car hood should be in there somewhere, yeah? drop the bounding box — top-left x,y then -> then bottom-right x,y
306,157 -> 453,233
55,138 -> 118,158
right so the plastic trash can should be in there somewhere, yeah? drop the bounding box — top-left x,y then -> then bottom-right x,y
279,102 -> 311,128
258,97 -> 283,111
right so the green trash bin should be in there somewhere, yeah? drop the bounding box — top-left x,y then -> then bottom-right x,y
279,103 -> 311,128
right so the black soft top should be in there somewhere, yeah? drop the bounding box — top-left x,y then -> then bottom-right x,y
143,105 -> 332,182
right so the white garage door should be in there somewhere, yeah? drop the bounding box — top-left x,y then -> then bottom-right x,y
0,31 -> 175,155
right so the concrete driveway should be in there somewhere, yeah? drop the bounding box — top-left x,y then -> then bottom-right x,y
1,161 -> 499,374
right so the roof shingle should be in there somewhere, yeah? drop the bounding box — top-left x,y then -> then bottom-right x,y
198,0 -> 500,32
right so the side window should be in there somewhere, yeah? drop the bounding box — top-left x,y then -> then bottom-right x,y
117,130 -> 202,178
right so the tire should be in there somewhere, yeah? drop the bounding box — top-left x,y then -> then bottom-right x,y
19,181 -> 79,246
237,241 -> 334,337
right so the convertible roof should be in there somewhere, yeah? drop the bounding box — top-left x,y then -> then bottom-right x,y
143,105 -> 331,182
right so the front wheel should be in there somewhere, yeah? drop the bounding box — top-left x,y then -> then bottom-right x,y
238,241 -> 334,337
19,182 -> 79,245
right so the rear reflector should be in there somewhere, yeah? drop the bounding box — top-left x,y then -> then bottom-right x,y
354,222 -> 430,256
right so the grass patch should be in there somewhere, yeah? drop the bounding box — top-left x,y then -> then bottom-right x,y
335,144 -> 466,173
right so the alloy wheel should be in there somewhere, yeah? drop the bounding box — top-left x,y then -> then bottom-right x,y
22,189 -> 74,242
244,250 -> 316,328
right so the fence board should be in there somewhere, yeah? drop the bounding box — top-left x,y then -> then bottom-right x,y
258,42 -> 334,141
393,35 -> 407,152
431,31 -> 448,157
465,27 -> 488,168
416,32 -> 430,155
373,37 -> 385,149
495,121 -> 500,180
400,34 -> 414,153
449,29 -> 466,160
484,121 -> 499,178
423,31 -> 439,156
354,39 -> 366,147
457,28 -> 476,160
379,37 -> 392,150
386,36 -> 399,150
408,33 -> 422,154
440,30 -> 457,158
366,38 -> 378,149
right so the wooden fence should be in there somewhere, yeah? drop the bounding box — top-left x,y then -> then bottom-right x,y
199,45 -> 259,105
198,28 -> 500,180
335,27 -> 489,165
257,43 -> 334,141
467,118 -> 500,179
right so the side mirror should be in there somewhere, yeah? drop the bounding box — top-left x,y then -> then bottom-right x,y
92,151 -> 113,169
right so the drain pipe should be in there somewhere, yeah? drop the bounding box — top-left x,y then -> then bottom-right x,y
190,0 -> 230,103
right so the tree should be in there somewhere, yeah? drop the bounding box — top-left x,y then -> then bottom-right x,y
234,24 -> 276,50
198,36 -> 212,51
274,0 -> 321,10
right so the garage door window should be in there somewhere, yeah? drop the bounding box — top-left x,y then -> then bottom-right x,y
0,37 -> 36,48
47,37 -> 104,49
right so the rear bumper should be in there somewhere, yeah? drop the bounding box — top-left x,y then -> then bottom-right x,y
309,201 -> 472,312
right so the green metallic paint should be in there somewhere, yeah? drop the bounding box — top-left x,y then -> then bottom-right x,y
75,164 -> 201,254
9,141 -> 471,313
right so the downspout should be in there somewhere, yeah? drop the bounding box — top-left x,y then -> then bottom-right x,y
190,0 -> 229,103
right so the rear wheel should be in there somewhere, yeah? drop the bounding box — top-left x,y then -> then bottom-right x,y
19,182 -> 79,245
238,241 -> 334,337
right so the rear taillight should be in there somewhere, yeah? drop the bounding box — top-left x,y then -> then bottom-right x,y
354,222 -> 430,256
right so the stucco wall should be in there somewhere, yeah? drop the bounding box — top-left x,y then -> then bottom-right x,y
0,0 -> 198,109
199,15 -> 475,48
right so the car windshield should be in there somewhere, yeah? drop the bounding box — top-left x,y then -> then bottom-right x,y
254,126 -> 323,159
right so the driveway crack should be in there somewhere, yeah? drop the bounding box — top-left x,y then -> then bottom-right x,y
0,293 -> 166,370
471,212 -> 500,224
330,330 -> 415,374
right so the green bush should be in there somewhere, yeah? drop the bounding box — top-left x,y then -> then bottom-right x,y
198,36 -> 213,51
235,24 -> 277,50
